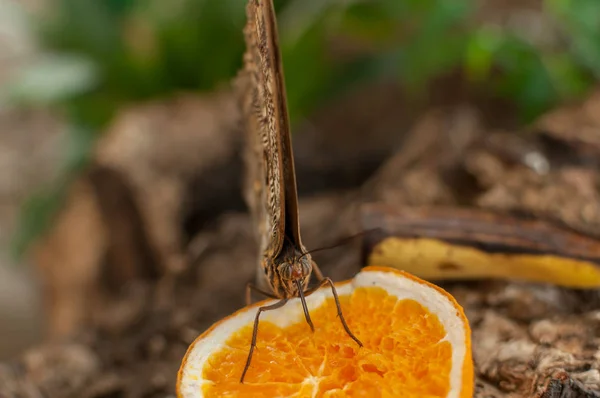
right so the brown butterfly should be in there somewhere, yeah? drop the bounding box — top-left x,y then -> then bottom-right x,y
237,0 -> 362,383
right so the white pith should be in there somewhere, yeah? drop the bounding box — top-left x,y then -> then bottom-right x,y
178,270 -> 468,398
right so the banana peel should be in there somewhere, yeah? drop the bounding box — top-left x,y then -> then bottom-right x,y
360,204 -> 600,288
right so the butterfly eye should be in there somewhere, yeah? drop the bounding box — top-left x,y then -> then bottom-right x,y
278,263 -> 293,280
300,257 -> 312,277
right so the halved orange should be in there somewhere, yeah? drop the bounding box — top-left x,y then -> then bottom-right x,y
177,266 -> 473,397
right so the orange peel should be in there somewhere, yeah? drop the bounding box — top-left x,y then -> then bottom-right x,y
177,266 -> 473,397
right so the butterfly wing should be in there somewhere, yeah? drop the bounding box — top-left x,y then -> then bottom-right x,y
240,0 -> 304,267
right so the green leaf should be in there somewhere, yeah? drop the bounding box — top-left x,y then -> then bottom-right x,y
11,185 -> 66,260
1,54 -> 98,106
493,36 -> 557,121
10,124 -> 98,260
546,0 -> 600,77
464,26 -> 502,81
544,53 -> 593,99
43,0 -> 125,56
339,2 -> 398,44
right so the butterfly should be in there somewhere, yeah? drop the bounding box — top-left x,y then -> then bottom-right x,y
237,0 -> 362,383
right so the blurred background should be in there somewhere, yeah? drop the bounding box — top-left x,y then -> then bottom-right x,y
1,0 -> 600,389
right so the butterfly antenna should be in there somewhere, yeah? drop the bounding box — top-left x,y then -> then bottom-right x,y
298,228 -> 381,261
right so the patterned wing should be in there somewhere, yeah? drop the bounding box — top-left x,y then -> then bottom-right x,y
239,0 -> 304,265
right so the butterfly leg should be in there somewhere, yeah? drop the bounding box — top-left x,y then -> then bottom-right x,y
241,298 -> 288,383
311,260 -> 325,281
304,277 -> 363,348
245,283 -> 278,306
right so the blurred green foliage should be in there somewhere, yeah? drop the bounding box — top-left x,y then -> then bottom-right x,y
7,0 -> 600,258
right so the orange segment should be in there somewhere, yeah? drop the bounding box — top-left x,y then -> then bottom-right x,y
177,266 -> 473,398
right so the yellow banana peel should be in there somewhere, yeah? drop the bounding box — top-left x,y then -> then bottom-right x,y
361,204 -> 600,288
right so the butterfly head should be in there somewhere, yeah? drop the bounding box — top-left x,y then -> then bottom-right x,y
279,254 -> 311,280
275,249 -> 312,297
